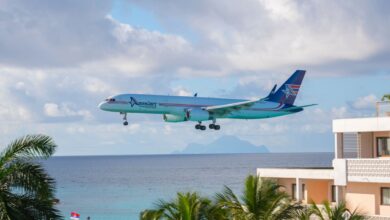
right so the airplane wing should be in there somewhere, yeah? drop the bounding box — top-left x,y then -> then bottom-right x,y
202,99 -> 258,115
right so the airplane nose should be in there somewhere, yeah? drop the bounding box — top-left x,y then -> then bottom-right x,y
98,101 -> 108,111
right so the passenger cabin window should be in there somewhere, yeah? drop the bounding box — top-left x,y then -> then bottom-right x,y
106,98 -> 116,102
377,137 -> 390,157
381,187 -> 390,205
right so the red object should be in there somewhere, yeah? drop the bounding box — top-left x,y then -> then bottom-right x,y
71,212 -> 80,217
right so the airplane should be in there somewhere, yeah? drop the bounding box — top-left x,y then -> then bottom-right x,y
98,70 -> 315,130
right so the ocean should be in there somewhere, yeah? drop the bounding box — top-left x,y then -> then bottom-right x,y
43,153 -> 333,220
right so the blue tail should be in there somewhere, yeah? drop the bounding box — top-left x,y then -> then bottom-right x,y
267,70 -> 306,106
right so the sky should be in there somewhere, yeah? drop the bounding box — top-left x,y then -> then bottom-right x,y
0,0 -> 389,155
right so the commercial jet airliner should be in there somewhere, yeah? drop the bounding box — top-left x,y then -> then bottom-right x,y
99,70 -> 315,130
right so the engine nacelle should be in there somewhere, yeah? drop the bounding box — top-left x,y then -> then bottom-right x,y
186,108 -> 210,121
163,114 -> 186,122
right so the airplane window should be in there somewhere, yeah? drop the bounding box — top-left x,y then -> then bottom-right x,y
105,98 -> 116,102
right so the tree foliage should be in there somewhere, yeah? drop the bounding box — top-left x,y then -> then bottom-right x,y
0,135 -> 62,220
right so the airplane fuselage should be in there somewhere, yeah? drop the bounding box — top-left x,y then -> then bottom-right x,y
99,94 -> 298,120
98,70 -> 311,130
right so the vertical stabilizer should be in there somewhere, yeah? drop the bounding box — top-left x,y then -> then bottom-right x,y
267,70 -> 306,106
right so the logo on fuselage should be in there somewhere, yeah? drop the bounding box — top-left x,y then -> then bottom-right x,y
129,97 -> 157,108
282,84 -> 300,99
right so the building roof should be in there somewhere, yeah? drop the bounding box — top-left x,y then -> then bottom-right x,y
333,117 -> 390,133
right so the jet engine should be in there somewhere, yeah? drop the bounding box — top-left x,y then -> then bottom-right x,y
186,108 -> 211,121
163,114 -> 186,122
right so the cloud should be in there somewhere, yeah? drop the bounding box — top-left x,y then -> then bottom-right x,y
127,0 -> 390,74
43,102 -> 93,121
172,86 -> 192,96
350,94 -> 378,110
0,0 -> 389,155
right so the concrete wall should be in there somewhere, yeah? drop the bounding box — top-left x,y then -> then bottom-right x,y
305,179 -> 332,204
277,178 -> 295,198
345,182 -> 390,217
359,132 -> 373,158
277,178 -> 331,204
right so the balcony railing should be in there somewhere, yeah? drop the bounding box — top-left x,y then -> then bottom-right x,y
347,159 -> 390,181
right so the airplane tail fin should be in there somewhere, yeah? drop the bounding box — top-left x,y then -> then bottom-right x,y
267,70 -> 306,106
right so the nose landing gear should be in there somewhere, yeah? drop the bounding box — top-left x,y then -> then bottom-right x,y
121,112 -> 128,126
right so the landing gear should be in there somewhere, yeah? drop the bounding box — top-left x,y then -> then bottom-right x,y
195,120 -> 220,131
121,112 -> 128,126
209,124 -> 220,130
208,119 -> 221,130
195,122 -> 206,130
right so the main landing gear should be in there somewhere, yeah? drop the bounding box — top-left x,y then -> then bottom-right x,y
209,123 -> 220,130
195,120 -> 220,131
195,122 -> 206,130
121,112 -> 128,126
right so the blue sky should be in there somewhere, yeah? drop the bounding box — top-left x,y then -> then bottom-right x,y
0,0 -> 389,155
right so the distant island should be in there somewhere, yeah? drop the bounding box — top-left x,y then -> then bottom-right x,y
174,135 -> 269,154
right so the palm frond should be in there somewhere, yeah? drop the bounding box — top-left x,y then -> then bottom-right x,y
0,134 -> 62,220
5,160 -> 56,199
0,134 -> 56,167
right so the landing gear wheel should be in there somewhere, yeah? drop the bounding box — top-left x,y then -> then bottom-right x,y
200,125 -> 206,130
214,125 -> 220,130
121,112 -> 128,126
209,124 -> 215,129
195,124 -> 201,129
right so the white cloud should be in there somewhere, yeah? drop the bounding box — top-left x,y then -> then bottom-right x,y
351,94 -> 378,110
331,106 -> 349,119
0,0 -> 389,155
259,0 -> 301,21
172,86 -> 192,96
44,102 -> 93,120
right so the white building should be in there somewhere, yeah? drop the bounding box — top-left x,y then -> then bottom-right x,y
257,101 -> 390,219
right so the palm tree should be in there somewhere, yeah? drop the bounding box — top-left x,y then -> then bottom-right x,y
215,175 -> 298,220
382,94 -> 390,101
140,192 -> 212,220
0,134 -> 62,220
311,201 -> 365,220
292,206 -> 313,220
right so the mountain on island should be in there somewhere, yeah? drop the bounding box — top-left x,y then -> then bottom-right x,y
175,135 -> 269,154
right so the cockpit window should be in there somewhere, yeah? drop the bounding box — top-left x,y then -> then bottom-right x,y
105,98 -> 116,102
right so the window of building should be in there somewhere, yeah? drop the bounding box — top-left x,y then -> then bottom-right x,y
377,137 -> 390,157
331,185 -> 336,202
292,183 -> 296,200
381,187 -> 390,205
302,184 -> 306,200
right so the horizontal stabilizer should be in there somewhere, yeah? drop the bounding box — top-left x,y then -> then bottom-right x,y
282,104 -> 317,111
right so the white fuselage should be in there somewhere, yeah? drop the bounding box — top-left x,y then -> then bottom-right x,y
99,94 -> 294,121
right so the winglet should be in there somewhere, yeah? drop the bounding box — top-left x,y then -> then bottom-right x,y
267,84 -> 277,97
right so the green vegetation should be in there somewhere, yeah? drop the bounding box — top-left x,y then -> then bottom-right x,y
141,175 -> 365,220
0,135 -> 62,220
382,94 -> 390,101
310,201 -> 364,220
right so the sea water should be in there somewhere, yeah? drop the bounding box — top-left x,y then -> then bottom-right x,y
43,153 -> 333,220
